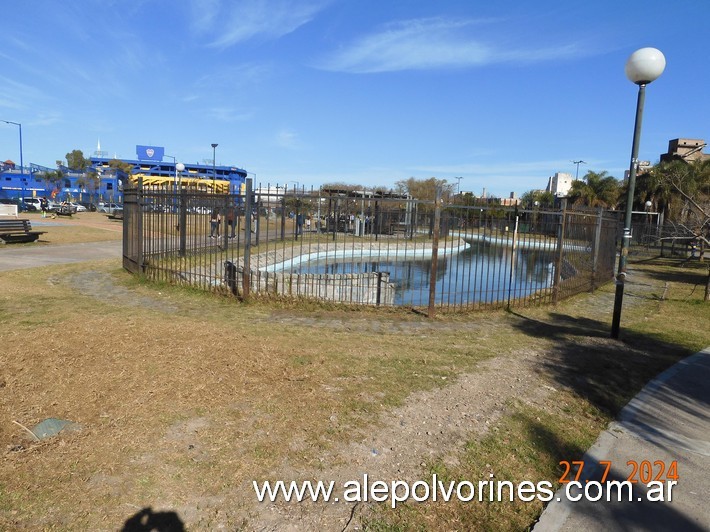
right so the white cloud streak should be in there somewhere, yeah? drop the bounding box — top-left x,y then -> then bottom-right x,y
276,128 -> 299,149
194,0 -> 329,48
317,17 -> 583,73
206,107 -> 255,122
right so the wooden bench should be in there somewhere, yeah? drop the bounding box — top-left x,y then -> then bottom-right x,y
0,218 -> 46,243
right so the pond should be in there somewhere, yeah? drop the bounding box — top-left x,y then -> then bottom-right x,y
291,241 -> 556,307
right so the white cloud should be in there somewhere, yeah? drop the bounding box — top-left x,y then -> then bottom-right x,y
276,128 -> 299,149
190,0 -> 221,33
0,79 -> 48,111
195,0 -> 329,48
412,159 -> 575,177
206,107 -> 255,122
193,63 -> 272,89
316,17 -> 582,73
29,113 -> 62,127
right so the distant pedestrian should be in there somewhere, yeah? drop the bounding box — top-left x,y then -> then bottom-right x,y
226,205 -> 236,239
296,213 -> 304,235
40,197 -> 48,217
209,208 -> 221,238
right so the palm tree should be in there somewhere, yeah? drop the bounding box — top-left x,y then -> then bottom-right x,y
521,189 -> 555,208
567,170 -> 621,209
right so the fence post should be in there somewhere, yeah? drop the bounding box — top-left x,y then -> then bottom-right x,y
410,202 -> 417,240
376,271 -> 382,306
280,195 -> 286,241
255,197 -> 261,247
179,189 -> 187,257
243,178 -> 253,298
137,176 -> 144,273
507,214 -> 519,309
223,194 -> 230,248
428,188 -> 441,318
590,207 -> 603,292
552,198 -> 567,304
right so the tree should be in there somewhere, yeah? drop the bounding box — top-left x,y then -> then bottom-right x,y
65,149 -> 89,171
394,177 -> 454,202
567,170 -> 621,209
107,159 -> 135,181
76,170 -> 100,197
652,158 -> 710,300
40,168 -> 65,198
632,167 -> 674,221
521,189 -> 555,208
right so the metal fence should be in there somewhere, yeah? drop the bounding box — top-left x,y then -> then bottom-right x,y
122,180 -> 620,314
627,221 -> 702,262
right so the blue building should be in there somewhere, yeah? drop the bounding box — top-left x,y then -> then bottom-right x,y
0,144 -> 248,203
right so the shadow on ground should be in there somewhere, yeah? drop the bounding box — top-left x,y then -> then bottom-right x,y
121,507 -> 185,532
509,309 -> 698,417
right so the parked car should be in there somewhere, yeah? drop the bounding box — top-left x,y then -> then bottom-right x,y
70,202 -> 87,213
78,201 -> 97,212
22,197 -> 42,212
98,202 -> 122,214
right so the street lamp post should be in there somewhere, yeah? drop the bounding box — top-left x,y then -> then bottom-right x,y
176,162 -> 185,190
1,119 -> 23,176
454,176 -> 463,195
211,143 -> 218,185
166,155 -> 182,192
572,160 -> 586,181
611,47 -> 666,339
644,199 -> 653,238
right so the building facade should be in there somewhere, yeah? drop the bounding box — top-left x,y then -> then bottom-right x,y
0,144 -> 248,203
659,138 -> 708,163
545,172 -> 574,197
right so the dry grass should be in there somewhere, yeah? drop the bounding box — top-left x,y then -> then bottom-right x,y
0,261 -> 507,529
20,212 -> 123,245
0,225 -> 708,531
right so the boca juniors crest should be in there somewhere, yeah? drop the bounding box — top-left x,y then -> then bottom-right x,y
136,145 -> 165,161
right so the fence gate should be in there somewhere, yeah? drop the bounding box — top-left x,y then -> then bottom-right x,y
122,180 -> 142,274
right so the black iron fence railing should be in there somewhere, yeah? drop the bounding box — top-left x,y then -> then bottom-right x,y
123,180 -> 621,314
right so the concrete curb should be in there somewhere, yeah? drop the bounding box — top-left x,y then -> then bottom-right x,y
534,347 -> 710,531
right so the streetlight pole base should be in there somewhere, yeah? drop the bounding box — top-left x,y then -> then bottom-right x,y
611,281 -> 625,339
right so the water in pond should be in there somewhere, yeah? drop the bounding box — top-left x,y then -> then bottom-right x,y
292,242 -> 556,306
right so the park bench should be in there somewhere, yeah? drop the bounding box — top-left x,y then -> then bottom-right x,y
0,218 -> 45,244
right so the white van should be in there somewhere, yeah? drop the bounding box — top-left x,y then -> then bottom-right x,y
22,197 -> 42,211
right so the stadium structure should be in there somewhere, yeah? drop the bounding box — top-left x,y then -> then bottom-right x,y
0,142 -> 248,204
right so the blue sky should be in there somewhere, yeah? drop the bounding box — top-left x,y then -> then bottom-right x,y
0,0 -> 707,197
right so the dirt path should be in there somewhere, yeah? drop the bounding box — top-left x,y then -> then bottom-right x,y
248,281 -> 661,530
60,265 -> 662,530
249,348 -> 552,531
